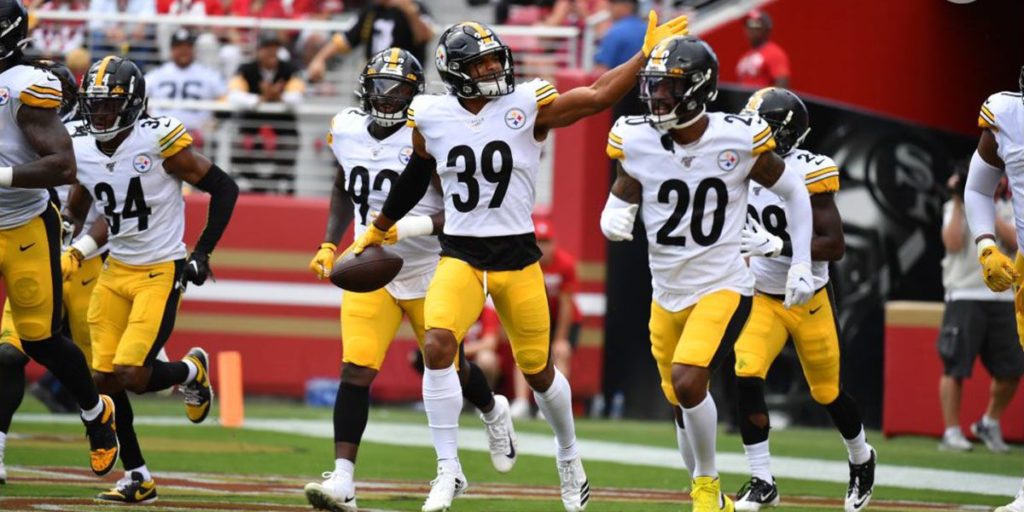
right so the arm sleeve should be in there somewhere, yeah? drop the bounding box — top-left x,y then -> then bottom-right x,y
767,167 -> 813,265
964,149 -> 1004,239
191,163 -> 239,255
380,152 -> 436,222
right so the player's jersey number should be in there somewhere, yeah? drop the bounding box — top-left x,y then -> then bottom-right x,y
656,178 -> 728,247
747,204 -> 789,241
347,166 -> 398,225
448,141 -> 513,213
94,177 -> 151,235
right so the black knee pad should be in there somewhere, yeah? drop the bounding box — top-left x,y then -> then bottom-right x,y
0,344 -> 30,367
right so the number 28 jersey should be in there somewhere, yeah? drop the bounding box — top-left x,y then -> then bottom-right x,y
607,112 -> 776,312
327,108 -> 443,288
73,116 -> 194,265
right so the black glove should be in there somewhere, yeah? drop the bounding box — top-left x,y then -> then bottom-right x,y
182,252 -> 214,287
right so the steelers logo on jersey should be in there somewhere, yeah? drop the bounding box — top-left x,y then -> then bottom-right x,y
505,108 -> 526,130
133,154 -> 154,173
399,146 -> 414,165
0,87 -> 10,106
718,149 -> 740,171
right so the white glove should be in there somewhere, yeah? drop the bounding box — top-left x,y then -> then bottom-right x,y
741,216 -> 784,258
600,196 -> 638,242
784,261 -> 814,308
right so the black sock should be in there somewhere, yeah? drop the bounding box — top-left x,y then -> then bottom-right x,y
0,345 -> 29,433
737,376 -> 770,445
462,361 -> 494,412
145,361 -> 189,393
22,334 -> 99,410
825,390 -> 863,440
111,391 -> 146,470
334,382 -> 370,444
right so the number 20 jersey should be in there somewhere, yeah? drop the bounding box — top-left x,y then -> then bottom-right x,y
327,108 -> 443,285
72,116 -> 193,265
607,112 -> 776,312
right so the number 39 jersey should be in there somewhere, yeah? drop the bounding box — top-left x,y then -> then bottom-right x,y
747,149 -> 839,295
607,112 -> 776,312
327,108 -> 444,289
407,79 -> 558,238
73,116 -> 194,265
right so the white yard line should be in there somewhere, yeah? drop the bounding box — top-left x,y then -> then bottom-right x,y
15,414 -> 1020,497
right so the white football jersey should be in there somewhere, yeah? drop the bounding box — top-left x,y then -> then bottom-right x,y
73,116 -> 194,265
56,119 -> 108,257
747,149 -> 839,295
145,62 -> 227,132
0,65 -> 63,229
327,107 -> 444,298
407,79 -> 558,237
608,112 -> 777,312
979,92 -> 1024,249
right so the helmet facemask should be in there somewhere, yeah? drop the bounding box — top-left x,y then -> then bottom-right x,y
362,75 -> 419,127
0,12 -> 28,61
450,46 -> 514,98
81,78 -> 145,142
639,69 -> 717,131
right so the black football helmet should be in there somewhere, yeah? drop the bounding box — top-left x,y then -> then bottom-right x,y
742,87 -> 810,155
435,21 -> 514,98
359,48 -> 424,127
0,0 -> 29,61
80,56 -> 147,141
38,60 -> 79,121
638,36 -> 719,130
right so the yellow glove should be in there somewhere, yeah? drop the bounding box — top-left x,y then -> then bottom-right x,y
642,10 -> 690,58
309,242 -> 337,280
61,248 -> 84,282
343,224 -> 388,256
1016,285 -> 1024,351
977,239 -> 1018,292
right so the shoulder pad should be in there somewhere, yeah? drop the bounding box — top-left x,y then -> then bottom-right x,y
139,116 -> 193,158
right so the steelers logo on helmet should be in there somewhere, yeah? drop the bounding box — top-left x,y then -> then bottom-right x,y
359,48 -> 425,128
133,154 -> 153,173
0,86 -> 9,106
80,56 -> 148,142
743,87 -> 810,155
638,36 -> 719,131
436,21 -> 516,98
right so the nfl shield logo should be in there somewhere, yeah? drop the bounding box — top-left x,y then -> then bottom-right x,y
681,156 -> 695,168
505,108 -> 526,130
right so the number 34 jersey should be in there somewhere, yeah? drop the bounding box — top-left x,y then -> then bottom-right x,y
746,149 -> 839,295
73,116 -> 194,265
607,112 -> 776,312
327,108 -> 444,287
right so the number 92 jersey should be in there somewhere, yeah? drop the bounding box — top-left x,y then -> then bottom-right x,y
407,79 -> 558,238
979,91 -> 1024,250
747,149 -> 839,295
72,116 -> 193,265
327,108 -> 443,290
607,112 -> 776,312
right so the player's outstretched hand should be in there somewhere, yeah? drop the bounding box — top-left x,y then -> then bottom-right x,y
642,10 -> 689,57
309,242 -> 337,280
183,252 -> 214,287
741,216 -> 784,258
784,261 -> 814,308
978,239 -> 1018,292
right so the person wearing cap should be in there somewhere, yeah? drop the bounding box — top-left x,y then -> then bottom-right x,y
510,217 -> 584,419
145,29 -> 227,150
228,33 -> 306,193
736,9 -> 790,88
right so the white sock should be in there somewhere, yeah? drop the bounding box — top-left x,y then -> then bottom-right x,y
423,366 -> 463,470
481,398 -> 502,423
982,414 -> 999,428
744,440 -> 772,482
943,426 -> 962,438
673,413 -> 695,476
81,397 -> 104,422
533,368 -> 578,462
843,427 -> 872,464
334,458 -> 354,477
127,465 -> 152,481
0,431 -> 6,461
682,393 -> 718,478
183,359 -> 199,384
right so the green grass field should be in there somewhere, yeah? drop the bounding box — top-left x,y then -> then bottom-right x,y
2,395 -> 1021,511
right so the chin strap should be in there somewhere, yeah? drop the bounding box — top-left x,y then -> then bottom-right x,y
670,106 -> 707,130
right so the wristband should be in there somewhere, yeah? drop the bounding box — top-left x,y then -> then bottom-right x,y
0,166 -> 12,187
977,237 -> 997,258
396,216 -> 434,240
71,235 -> 99,260
320,242 -> 337,251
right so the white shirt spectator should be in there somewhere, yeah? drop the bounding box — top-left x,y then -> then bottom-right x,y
942,198 -> 1016,302
88,0 -> 156,31
145,61 -> 227,133
31,0 -> 87,57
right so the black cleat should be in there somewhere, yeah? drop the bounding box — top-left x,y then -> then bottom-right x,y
735,476 -> 780,511
95,472 -> 158,504
181,347 -> 213,424
82,394 -> 119,476
845,448 -> 876,512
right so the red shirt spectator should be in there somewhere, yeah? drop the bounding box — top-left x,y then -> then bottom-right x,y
736,9 -> 790,88
536,219 -> 582,329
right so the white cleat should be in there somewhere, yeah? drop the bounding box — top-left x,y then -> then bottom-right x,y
996,488 -> 1024,512
421,464 -> 467,512
0,459 -> 6,485
481,394 -> 518,473
557,457 -> 589,511
304,471 -> 357,512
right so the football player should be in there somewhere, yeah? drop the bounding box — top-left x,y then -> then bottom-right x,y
304,48 -> 516,512
731,88 -> 875,512
62,56 -> 239,504
347,13 -> 690,512
600,37 -> 814,512
0,0 -> 119,481
964,66 -> 1024,512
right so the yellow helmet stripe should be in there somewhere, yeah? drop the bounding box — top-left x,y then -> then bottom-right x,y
93,55 -> 116,87
387,47 -> 400,71
465,22 -> 494,45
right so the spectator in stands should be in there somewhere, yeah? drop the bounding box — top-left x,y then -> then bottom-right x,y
937,167 -> 1023,453
65,46 -> 91,83
292,0 -> 345,70
29,0 -> 87,58
145,29 -> 228,150
593,0 -> 643,73
88,0 -> 156,54
228,33 -> 306,194
307,0 -> 434,82
542,0 -> 608,28
735,9 -> 790,88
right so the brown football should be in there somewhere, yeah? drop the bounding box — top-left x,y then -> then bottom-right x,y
329,245 -> 404,292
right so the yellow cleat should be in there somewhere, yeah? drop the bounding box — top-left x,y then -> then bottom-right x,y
82,394 -> 119,476
691,476 -> 734,512
182,347 -> 213,423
